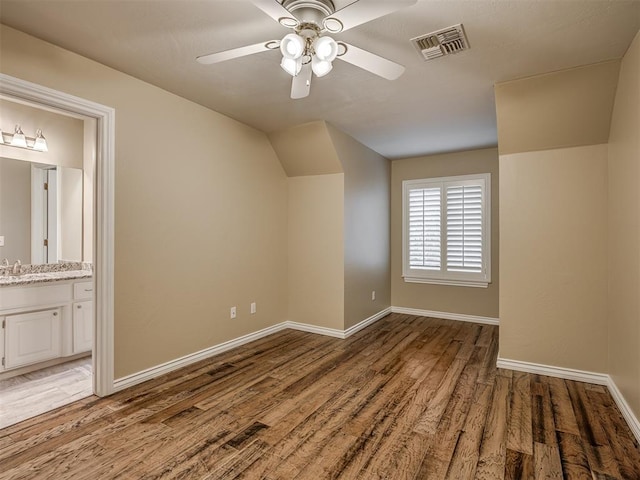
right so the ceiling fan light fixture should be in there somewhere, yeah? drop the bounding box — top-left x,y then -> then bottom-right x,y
311,56 -> 333,77
313,36 -> 338,62
281,56 -> 303,76
280,33 -> 305,59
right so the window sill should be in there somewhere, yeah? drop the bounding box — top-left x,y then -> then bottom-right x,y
403,276 -> 489,288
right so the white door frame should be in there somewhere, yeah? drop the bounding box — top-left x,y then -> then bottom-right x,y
0,73 -> 115,396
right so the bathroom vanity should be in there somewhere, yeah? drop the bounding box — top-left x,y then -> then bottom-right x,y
0,264 -> 93,375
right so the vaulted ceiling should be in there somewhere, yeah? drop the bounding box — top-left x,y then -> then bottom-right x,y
1,0 -> 638,158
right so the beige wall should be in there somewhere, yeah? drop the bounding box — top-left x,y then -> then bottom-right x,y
608,31 -> 640,419
495,61 -> 620,155
391,148 -> 499,318
0,158 -> 31,262
268,121 -> 343,177
495,58 -> 622,375
273,120 -> 392,331
0,25 -> 289,378
0,98 -> 84,168
499,144 -> 608,372
327,124 -> 391,329
288,174 -> 344,330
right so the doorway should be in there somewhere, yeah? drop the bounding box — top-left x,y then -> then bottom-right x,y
0,73 -> 115,404
0,97 -> 97,428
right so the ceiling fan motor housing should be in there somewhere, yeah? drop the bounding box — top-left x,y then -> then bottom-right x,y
282,0 -> 335,26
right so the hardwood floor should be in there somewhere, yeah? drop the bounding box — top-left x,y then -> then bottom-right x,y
0,314 -> 638,479
0,357 -> 92,430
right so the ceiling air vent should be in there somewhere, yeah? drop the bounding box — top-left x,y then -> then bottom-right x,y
411,24 -> 470,61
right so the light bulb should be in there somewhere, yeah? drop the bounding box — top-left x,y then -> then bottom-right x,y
281,56 -> 302,76
280,33 -> 305,60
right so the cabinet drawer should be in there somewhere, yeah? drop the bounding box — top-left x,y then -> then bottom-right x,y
74,282 -> 94,300
0,283 -> 72,311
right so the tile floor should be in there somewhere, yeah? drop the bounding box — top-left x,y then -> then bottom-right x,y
0,356 -> 93,429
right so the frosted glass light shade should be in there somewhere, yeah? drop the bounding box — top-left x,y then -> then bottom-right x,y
11,125 -> 27,148
313,36 -> 338,62
281,57 -> 302,76
280,33 -> 305,60
312,56 -> 333,77
33,129 -> 48,152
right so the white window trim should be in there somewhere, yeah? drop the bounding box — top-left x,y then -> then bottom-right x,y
402,173 -> 491,288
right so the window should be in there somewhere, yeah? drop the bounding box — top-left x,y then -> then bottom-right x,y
402,173 -> 491,287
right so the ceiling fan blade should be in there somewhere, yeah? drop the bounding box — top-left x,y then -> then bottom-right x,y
196,40 -> 279,65
337,42 -> 405,80
323,0 -> 417,33
291,63 -> 312,99
250,0 -> 299,28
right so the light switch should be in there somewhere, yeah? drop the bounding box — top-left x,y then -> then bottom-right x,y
0,236 -> 4,247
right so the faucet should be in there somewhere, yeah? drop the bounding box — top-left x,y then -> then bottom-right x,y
11,260 -> 22,276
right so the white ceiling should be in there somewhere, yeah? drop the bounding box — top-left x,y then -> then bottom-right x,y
1,0 -> 638,159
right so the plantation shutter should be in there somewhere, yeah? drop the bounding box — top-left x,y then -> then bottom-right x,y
403,173 -> 490,287
408,187 -> 441,270
445,183 -> 484,273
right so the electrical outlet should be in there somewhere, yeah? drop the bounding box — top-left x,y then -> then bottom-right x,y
230,306 -> 237,319
0,236 -> 4,247
372,290 -> 376,301
250,302 -> 256,314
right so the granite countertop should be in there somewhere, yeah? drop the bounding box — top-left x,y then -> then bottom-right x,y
0,270 -> 93,287
0,262 -> 93,287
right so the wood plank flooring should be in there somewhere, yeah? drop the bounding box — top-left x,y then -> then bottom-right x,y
0,357 -> 92,430
0,314 -> 638,479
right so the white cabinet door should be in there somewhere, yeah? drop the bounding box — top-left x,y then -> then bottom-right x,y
5,309 -> 62,369
72,301 -> 93,354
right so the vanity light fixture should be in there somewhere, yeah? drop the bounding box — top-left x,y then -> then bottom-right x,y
0,124 -> 49,152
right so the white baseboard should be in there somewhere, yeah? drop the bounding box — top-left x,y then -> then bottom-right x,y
496,357 -> 609,385
113,322 -> 288,392
607,375 -> 640,444
497,357 -> 640,444
284,307 -> 391,339
391,306 -> 499,325
283,321 -> 345,339
344,307 -> 392,338
113,308 -> 391,392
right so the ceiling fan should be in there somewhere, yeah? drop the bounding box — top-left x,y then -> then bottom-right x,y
196,0 -> 417,99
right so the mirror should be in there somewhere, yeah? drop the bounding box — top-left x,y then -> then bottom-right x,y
0,157 -> 84,264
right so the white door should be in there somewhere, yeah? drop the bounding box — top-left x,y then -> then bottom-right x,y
30,166 -> 59,264
5,308 -> 61,369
